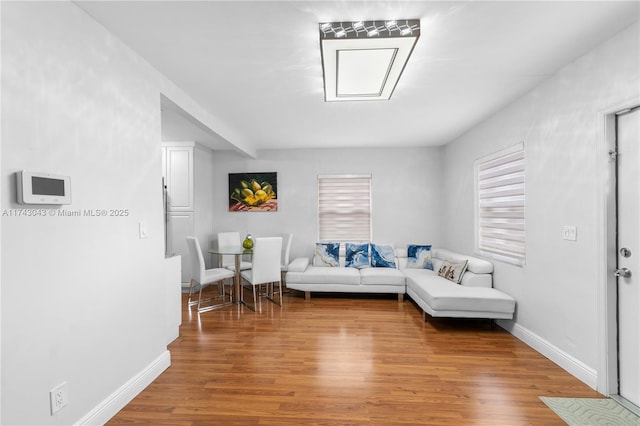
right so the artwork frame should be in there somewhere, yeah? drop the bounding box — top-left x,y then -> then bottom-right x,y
228,172 -> 278,212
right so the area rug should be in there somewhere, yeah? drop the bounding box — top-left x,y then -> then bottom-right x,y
540,396 -> 640,425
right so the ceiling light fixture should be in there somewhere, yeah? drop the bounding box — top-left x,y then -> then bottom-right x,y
319,19 -> 420,102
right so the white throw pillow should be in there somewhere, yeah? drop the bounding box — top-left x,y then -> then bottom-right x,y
437,259 -> 468,284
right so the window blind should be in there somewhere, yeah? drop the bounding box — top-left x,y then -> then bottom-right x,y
475,143 -> 525,266
318,175 -> 372,242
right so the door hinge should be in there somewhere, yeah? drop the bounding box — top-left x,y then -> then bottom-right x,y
609,150 -> 618,162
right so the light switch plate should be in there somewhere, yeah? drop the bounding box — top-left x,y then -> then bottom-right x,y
139,221 -> 148,239
563,225 -> 577,241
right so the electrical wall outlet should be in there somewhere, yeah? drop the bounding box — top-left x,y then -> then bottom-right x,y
50,382 -> 68,415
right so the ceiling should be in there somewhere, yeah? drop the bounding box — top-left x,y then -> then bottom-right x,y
75,1 -> 639,153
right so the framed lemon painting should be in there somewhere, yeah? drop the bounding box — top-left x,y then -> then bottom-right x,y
228,172 -> 278,212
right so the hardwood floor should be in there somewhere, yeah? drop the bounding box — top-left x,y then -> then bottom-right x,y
108,289 -> 600,425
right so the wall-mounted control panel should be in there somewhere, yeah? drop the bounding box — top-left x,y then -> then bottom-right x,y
17,171 -> 71,205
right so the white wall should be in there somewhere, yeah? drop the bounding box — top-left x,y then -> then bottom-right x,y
0,2 -> 188,424
441,22 -> 639,388
211,148 -> 444,260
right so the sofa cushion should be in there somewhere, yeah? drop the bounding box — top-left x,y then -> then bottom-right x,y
409,275 -> 515,314
345,242 -> 370,269
437,259 -> 468,284
288,265 -> 361,285
360,267 -> 406,286
371,243 -> 396,268
402,268 -> 437,281
406,244 -> 433,270
313,242 -> 340,267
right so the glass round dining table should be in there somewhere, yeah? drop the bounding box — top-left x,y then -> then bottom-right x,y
207,246 -> 253,303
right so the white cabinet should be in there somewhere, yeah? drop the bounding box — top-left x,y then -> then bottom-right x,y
164,145 -> 194,211
162,142 -> 214,284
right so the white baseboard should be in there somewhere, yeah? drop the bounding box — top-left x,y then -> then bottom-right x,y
77,350 -> 171,425
497,320 -> 598,390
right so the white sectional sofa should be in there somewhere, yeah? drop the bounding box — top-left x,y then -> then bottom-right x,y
286,245 -> 516,320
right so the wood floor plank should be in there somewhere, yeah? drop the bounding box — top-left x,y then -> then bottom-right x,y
107,290 -> 600,425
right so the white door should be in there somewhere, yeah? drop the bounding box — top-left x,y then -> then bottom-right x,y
617,106 -> 640,407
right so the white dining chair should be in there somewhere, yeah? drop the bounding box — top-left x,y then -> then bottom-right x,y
186,237 -> 235,313
217,231 -> 252,271
280,233 -> 293,290
240,236 -> 283,311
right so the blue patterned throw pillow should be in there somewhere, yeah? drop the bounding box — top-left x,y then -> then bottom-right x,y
345,243 -> 370,268
371,243 -> 396,268
313,242 -> 340,267
407,244 -> 433,270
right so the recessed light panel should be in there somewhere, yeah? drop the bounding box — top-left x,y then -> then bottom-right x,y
319,20 -> 420,102
337,48 -> 397,97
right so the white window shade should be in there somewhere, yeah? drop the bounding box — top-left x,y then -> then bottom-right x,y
475,143 -> 525,266
318,175 -> 372,242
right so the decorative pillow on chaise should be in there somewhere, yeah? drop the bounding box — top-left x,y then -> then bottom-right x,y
345,243 -> 370,269
437,259 -> 468,284
406,244 -> 433,270
371,243 -> 396,268
313,242 -> 340,267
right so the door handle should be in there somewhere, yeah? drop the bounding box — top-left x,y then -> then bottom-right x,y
615,267 -> 632,278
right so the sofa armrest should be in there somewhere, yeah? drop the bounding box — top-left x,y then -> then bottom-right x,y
288,257 -> 310,272
460,272 -> 492,288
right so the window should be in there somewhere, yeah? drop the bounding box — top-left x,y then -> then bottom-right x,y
474,143 -> 525,266
318,174 -> 372,242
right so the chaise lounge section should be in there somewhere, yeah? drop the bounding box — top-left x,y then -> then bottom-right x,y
403,248 -> 517,320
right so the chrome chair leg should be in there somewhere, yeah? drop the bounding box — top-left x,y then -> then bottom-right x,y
197,286 -> 205,312
188,278 -> 198,307
281,271 -> 290,293
266,280 -> 283,307
253,285 -> 258,310
240,279 -> 258,312
195,278 -> 235,313
277,280 -> 283,306
225,277 -> 233,302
